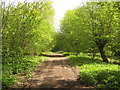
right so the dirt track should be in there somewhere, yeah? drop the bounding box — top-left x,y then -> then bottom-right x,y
25,55 -> 81,89
10,53 -> 94,89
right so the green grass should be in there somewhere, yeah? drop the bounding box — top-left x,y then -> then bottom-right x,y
41,51 -> 53,54
2,55 -> 45,88
68,53 -> 120,89
57,51 -> 77,55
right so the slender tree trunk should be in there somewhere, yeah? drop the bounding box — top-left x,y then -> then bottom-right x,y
98,46 -> 109,62
91,53 -> 96,60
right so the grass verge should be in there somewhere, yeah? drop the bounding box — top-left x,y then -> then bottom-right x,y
68,53 -> 120,89
2,55 -> 45,88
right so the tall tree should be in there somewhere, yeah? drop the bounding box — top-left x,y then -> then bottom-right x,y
59,1 -> 119,62
2,0 -> 55,62
85,2 -> 119,62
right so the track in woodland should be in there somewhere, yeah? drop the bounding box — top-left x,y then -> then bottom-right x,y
10,53 -> 94,89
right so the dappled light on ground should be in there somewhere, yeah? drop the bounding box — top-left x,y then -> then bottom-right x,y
9,53 -> 94,89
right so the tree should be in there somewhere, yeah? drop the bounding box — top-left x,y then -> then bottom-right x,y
2,0 -> 56,87
59,1 -> 119,62
85,2 -> 119,62
2,0 -> 55,62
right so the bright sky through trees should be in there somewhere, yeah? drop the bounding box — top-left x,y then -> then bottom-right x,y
52,0 -> 89,30
3,0 -> 89,30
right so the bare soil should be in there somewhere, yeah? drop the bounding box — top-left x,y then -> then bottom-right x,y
9,53 -> 94,89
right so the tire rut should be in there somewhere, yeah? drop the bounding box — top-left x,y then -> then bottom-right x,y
62,60 -> 78,81
29,59 -> 54,88
25,60 -> 50,88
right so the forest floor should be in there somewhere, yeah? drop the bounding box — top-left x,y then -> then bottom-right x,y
9,53 -> 94,89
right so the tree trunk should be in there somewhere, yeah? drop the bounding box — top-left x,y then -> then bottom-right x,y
91,53 -> 96,60
98,46 -> 109,62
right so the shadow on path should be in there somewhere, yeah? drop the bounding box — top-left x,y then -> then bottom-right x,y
9,53 -> 94,89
